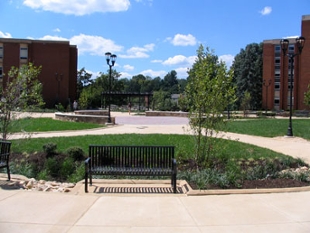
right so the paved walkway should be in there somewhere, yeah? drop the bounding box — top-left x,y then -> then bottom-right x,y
1,112 -> 310,232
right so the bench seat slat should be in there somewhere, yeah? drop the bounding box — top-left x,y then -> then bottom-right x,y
92,167 -> 174,176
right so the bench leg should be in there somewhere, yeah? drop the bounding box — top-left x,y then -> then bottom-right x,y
7,165 -> 10,181
171,174 -> 177,193
85,171 -> 88,193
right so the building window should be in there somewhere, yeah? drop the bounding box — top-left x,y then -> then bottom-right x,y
20,47 -> 28,60
275,45 -> 281,52
288,44 -> 295,53
275,74 -> 280,82
275,82 -> 280,90
274,45 -> 281,56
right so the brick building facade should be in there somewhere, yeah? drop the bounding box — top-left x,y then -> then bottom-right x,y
263,15 -> 310,111
0,38 -> 77,108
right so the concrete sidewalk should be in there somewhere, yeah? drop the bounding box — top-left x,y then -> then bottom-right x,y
0,183 -> 309,232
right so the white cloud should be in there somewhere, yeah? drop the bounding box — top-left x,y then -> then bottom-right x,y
259,6 -> 272,16
151,59 -> 163,63
70,34 -> 123,56
168,34 -> 197,46
120,72 -> 132,79
119,43 -> 155,58
140,69 -> 167,78
40,35 -> 68,41
38,34 -> 123,56
219,54 -> 234,68
0,31 -> 12,38
283,35 -> 299,39
53,28 -> 61,32
123,64 -> 134,71
23,0 -> 130,16
175,67 -> 189,79
162,55 -> 196,66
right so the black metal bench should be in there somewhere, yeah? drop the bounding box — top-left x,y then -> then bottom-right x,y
0,140 -> 11,181
85,145 -> 177,193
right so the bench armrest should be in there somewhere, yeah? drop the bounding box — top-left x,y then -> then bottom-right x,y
85,157 -> 91,164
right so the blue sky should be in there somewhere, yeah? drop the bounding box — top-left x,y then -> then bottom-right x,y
1,0 -> 309,79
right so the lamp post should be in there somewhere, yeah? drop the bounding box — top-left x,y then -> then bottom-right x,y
280,36 -> 305,136
263,79 -> 271,114
105,52 -> 117,123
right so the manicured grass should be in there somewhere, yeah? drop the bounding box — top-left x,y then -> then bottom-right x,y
226,118 -> 310,139
11,134 -> 291,161
10,118 -> 103,133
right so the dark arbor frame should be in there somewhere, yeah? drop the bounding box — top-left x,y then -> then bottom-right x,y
102,92 -> 153,111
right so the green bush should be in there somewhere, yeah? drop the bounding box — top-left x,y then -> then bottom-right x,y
45,157 -> 59,177
67,164 -> 85,183
10,161 -> 36,179
43,143 -> 57,157
66,147 -> 85,161
59,157 -> 75,180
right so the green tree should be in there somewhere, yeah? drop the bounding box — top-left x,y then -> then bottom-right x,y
232,43 -> 263,110
240,91 -> 251,117
0,63 -> 45,139
185,45 -> 236,168
162,70 -> 178,93
77,68 -> 93,99
304,83 -> 310,108
152,90 -> 173,111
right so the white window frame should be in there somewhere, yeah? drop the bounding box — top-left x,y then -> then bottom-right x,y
20,47 -> 28,60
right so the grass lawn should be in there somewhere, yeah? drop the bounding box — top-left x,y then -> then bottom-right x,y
226,118 -> 310,140
11,134 -> 291,161
10,117 -> 103,133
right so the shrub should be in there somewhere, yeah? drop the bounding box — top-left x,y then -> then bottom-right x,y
43,143 -> 57,157
59,157 -> 75,180
66,147 -> 85,161
67,164 -> 85,183
45,157 -> 59,177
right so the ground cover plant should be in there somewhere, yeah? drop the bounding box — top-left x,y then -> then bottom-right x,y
226,118 -> 310,139
7,134 -> 310,190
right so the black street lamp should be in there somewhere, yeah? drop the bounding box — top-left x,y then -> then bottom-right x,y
263,79 -> 272,114
105,52 -> 117,123
280,36 -> 305,136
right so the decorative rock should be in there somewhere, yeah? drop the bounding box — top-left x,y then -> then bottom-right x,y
17,177 -> 76,193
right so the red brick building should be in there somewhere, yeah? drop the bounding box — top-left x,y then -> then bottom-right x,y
263,15 -> 310,111
0,38 -> 77,108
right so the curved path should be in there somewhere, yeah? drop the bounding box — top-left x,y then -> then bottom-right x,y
10,112 -> 310,164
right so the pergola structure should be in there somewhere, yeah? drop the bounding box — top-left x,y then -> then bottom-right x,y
102,92 -> 153,111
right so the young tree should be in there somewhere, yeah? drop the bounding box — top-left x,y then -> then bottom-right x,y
304,83 -> 310,108
185,45 -> 236,169
0,63 -> 45,139
240,91 -> 252,117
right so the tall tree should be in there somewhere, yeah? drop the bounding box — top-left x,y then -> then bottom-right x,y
185,45 -> 236,168
162,70 -> 178,93
77,68 -> 93,99
232,43 -> 263,110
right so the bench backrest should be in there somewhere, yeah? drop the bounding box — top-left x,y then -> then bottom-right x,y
0,141 -> 11,166
89,145 -> 175,169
